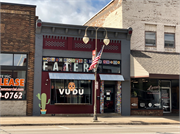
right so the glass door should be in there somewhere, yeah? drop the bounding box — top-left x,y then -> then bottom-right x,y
161,88 -> 171,113
104,84 -> 115,113
160,80 -> 171,113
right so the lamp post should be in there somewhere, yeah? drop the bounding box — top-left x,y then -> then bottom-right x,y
83,26 -> 110,121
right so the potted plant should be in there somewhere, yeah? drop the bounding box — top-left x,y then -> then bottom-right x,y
36,93 -> 50,114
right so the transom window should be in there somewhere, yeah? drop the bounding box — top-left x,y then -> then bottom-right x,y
145,32 -> 156,47
164,33 -> 175,48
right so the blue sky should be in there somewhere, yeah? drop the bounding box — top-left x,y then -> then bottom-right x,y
1,0 -> 112,25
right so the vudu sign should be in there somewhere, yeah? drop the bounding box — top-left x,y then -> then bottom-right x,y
59,82 -> 84,95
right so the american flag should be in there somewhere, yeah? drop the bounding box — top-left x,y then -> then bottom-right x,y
88,45 -> 105,71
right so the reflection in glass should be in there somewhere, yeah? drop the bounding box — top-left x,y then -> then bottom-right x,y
14,54 -> 27,66
0,70 -> 12,78
131,78 -> 161,109
164,33 -> 174,48
145,32 -> 156,46
171,80 -> 179,109
50,80 -> 92,104
0,54 -> 13,65
102,65 -> 120,73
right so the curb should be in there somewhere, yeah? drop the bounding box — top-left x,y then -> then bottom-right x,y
1,122 -> 179,126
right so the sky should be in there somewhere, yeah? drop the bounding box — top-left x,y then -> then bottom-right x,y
1,0 -> 112,25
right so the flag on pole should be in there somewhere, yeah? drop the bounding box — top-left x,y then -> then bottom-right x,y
88,45 -> 105,71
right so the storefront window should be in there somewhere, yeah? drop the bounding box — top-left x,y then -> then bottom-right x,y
0,53 -> 27,100
0,70 -> 26,100
51,79 -> 92,104
131,79 -> 161,109
102,65 -> 120,73
42,57 -> 121,74
171,80 -> 179,109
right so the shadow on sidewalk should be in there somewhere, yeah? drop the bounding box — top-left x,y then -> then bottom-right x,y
162,113 -> 179,122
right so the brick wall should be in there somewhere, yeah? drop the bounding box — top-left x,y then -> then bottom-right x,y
131,109 -> 163,116
0,3 -> 36,115
85,0 -> 180,53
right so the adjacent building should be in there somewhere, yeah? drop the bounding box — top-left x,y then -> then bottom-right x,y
0,2 -> 36,116
85,0 -> 180,116
33,20 -> 132,116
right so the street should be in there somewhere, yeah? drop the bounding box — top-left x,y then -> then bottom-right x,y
0,125 -> 180,134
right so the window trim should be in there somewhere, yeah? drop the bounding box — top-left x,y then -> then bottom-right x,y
145,31 -> 157,47
164,32 -> 175,48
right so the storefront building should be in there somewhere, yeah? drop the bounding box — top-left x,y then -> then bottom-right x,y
0,2 -> 36,116
33,19 -> 132,116
84,0 -> 179,116
130,51 -> 179,116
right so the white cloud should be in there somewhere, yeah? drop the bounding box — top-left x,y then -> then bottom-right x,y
1,0 -> 111,25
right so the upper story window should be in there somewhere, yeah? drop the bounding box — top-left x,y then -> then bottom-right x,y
0,53 -> 27,66
145,32 -> 156,47
164,33 -> 175,48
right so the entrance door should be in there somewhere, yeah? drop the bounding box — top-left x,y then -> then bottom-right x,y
104,84 -> 115,113
160,80 -> 172,113
161,87 -> 171,113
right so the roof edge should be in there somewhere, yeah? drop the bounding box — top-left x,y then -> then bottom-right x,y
40,21 -> 131,33
84,0 -> 114,25
0,2 -> 36,7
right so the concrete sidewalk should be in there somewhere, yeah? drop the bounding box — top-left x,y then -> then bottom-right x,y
0,116 -> 179,126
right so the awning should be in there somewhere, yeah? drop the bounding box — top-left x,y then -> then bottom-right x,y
130,55 -> 149,78
131,50 -> 180,77
99,74 -> 124,81
49,73 -> 95,80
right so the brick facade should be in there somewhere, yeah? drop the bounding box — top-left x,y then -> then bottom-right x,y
131,109 -> 163,116
84,0 -> 180,116
0,3 -> 36,116
85,0 -> 180,53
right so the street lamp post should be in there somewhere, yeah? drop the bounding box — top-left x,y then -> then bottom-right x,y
83,26 -> 110,121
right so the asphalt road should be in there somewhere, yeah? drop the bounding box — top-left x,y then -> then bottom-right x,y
0,125 -> 180,134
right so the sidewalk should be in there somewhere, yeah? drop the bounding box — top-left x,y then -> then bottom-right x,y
0,116 -> 179,126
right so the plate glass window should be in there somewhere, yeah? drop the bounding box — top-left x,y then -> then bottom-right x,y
14,54 -> 27,66
164,33 -> 175,48
50,80 -> 92,104
145,32 -> 156,46
0,54 -> 13,65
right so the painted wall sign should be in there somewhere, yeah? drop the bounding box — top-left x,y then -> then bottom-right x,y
58,82 -> 84,95
37,93 -> 50,114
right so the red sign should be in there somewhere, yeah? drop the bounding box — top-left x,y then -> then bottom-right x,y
92,50 -> 96,56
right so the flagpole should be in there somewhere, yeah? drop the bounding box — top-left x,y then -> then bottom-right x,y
93,29 -> 98,121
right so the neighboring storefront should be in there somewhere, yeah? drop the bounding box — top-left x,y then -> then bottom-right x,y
0,2 -> 36,116
130,51 -> 179,116
33,19 -> 132,116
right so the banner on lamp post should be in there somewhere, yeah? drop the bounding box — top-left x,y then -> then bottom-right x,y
92,50 -> 96,61
95,81 -> 98,90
